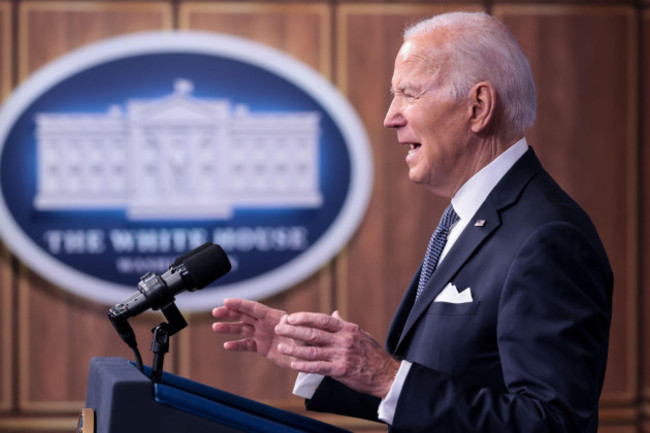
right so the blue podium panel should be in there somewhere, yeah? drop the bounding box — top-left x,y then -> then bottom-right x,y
86,357 -> 351,433
86,357 -> 245,433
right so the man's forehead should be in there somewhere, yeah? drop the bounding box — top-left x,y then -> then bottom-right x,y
392,40 -> 440,87
398,39 -> 417,58
396,34 -> 444,70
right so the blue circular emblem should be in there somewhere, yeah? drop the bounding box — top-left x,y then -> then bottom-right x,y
0,31 -> 373,311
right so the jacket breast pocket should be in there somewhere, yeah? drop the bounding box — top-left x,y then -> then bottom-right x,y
426,301 -> 481,316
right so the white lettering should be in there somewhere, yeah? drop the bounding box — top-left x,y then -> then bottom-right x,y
212,226 -> 308,252
43,230 -> 105,254
42,227 -> 307,256
109,230 -> 135,252
109,228 -> 208,253
115,256 -> 177,275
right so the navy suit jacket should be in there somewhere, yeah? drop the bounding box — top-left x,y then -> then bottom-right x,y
306,148 -> 613,432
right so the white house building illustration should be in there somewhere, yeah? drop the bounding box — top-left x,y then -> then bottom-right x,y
34,79 -> 322,220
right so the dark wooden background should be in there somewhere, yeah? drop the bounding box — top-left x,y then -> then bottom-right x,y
0,1 -> 647,432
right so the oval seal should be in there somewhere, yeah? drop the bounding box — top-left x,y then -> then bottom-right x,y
0,31 -> 373,311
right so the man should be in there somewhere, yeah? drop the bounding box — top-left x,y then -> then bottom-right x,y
212,11 -> 612,432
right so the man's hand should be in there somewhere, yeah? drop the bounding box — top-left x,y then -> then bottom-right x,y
212,298 -> 298,369
275,311 -> 400,399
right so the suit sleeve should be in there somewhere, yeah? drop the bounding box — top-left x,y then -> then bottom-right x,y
305,376 -> 384,423
390,221 -> 613,433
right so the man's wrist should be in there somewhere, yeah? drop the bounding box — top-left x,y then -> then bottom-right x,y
378,358 -> 402,398
378,360 -> 412,425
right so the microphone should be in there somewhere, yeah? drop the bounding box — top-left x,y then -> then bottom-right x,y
108,242 -> 231,321
108,242 -> 231,375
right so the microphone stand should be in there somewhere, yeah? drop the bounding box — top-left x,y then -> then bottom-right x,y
150,301 -> 188,384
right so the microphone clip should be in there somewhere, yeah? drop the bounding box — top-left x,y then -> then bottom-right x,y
150,300 -> 188,384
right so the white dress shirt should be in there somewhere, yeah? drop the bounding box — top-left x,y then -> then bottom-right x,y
295,138 -> 530,424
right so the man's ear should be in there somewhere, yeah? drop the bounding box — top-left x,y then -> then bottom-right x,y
469,81 -> 497,133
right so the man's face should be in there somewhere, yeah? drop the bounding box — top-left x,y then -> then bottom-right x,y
384,35 -> 473,198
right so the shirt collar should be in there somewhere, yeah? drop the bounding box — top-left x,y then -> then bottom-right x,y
451,137 -> 529,222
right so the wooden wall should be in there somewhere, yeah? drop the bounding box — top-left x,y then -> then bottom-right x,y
0,1 -> 646,432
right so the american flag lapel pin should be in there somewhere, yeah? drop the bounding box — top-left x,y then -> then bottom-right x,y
474,219 -> 486,227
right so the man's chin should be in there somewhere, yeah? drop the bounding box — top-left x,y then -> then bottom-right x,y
407,170 -> 425,185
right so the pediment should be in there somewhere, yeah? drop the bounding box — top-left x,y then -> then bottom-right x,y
128,95 -> 229,122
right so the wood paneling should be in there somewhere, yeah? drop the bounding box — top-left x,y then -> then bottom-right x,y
18,1 -> 173,80
494,5 -> 638,410
0,246 -> 12,413
179,2 -> 331,76
0,3 -> 14,416
601,426 -> 638,433
0,1 -> 11,101
492,0 -> 637,4
0,1 -> 13,416
0,417 -> 75,433
641,6 -> 650,433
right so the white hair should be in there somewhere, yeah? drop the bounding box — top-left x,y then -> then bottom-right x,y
405,12 -> 536,137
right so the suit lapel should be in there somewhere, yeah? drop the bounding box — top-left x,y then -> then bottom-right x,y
388,148 -> 544,355
393,202 -> 500,352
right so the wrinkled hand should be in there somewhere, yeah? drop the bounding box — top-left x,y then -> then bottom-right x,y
275,311 -> 400,399
212,298 -> 299,369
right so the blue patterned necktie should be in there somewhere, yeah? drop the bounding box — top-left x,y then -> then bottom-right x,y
415,204 -> 460,301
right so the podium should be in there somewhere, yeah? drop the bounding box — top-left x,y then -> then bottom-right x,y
85,357 -> 351,433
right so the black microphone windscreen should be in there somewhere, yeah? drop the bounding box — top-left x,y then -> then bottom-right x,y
172,242 -> 212,267
183,244 -> 231,289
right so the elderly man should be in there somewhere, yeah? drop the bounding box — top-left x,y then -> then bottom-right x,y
212,11 -> 612,432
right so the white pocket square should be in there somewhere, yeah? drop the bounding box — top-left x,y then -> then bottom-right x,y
434,283 -> 473,304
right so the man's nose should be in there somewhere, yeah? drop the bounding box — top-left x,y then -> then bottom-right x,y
384,99 -> 404,128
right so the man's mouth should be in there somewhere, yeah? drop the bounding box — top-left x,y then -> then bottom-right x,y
407,143 -> 421,155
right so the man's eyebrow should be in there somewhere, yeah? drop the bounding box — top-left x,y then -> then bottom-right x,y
389,86 -> 407,95
390,85 -> 421,96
